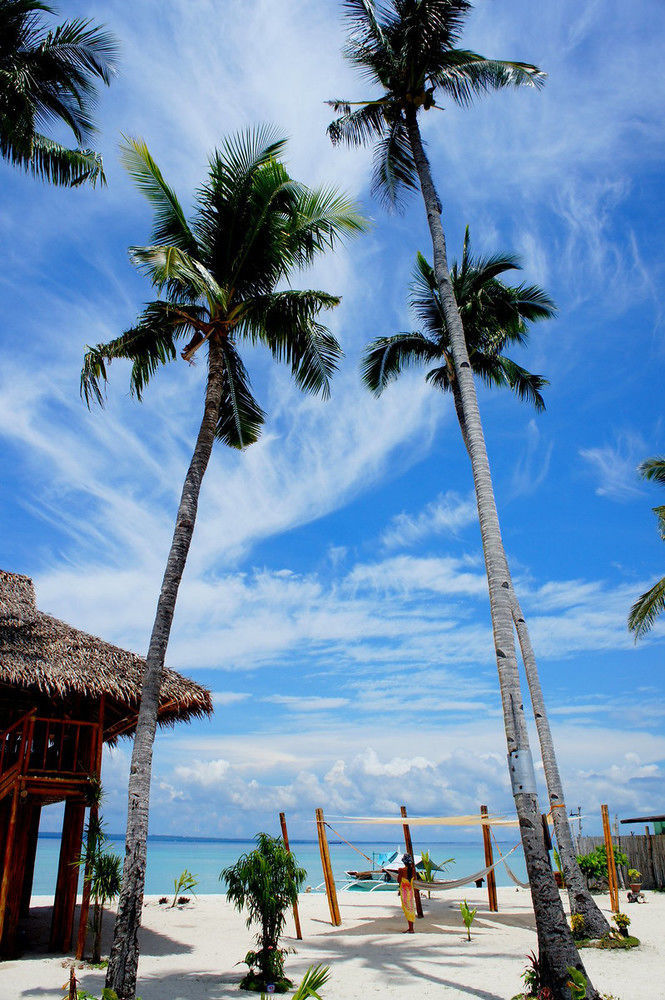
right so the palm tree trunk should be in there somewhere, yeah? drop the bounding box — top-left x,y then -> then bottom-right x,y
92,901 -> 103,965
404,107 -> 598,1000
450,381 -> 610,938
105,337 -> 225,1000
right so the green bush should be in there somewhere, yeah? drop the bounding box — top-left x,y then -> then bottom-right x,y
576,845 -> 627,883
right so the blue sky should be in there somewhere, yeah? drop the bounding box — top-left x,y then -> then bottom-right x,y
1,0 -> 664,843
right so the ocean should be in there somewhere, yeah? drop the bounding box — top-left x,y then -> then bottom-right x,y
32,835 -> 527,896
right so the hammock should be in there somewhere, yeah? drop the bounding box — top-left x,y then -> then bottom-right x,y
491,831 -> 530,889
410,843 -> 521,891
329,813 -> 519,827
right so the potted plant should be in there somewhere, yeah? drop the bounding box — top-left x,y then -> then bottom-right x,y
612,912 -> 631,938
628,869 -> 642,893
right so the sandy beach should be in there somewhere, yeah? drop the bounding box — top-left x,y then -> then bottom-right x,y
3,888 -> 661,1000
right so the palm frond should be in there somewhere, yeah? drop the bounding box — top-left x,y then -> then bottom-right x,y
361,331 -> 440,394
639,458 -> 665,485
371,116 -> 417,209
431,51 -> 545,107
120,137 -> 197,252
292,964 -> 332,1000
242,290 -> 342,398
80,301 -> 203,405
22,133 -> 105,186
326,99 -> 388,147
287,186 -> 368,266
129,245 -> 225,307
628,576 -> 665,640
493,356 -> 548,411
216,340 -> 265,449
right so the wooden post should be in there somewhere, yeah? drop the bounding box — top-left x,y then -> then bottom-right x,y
20,802 -> 42,917
0,788 -> 33,956
480,805 -> 498,912
601,804 -> 619,913
50,799 -> 86,951
280,812 -> 302,940
400,805 -> 423,918
315,808 -> 340,926
76,699 -> 105,959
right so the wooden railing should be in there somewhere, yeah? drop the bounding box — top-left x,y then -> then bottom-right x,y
0,714 -> 99,786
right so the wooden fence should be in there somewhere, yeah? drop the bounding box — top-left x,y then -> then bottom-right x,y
577,834 -> 665,889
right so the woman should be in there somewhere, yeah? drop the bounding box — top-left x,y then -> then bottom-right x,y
398,853 -> 417,933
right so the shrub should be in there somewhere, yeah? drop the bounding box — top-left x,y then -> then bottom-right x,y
612,912 -> 631,937
221,832 -> 306,992
576,845 -> 627,884
566,967 -> 587,1000
570,913 -> 585,940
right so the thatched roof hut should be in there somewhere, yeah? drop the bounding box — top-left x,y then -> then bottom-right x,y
0,569 -> 212,738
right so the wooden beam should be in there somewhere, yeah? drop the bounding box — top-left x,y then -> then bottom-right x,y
279,812 -> 302,940
315,808 -> 341,926
20,802 -> 42,917
0,788 -> 31,956
400,805 -> 423,918
601,804 -> 619,913
50,799 -> 86,952
481,805 -> 498,912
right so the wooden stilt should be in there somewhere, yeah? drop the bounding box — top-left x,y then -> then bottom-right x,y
279,812 -> 302,940
601,804 -> 619,913
315,808 -> 340,926
400,805 -> 423,918
20,802 -> 42,917
0,788 -> 33,956
50,799 -> 86,952
480,805 -> 498,912
76,700 -> 105,960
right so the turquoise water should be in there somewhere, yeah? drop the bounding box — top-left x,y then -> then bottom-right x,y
32,835 -> 526,897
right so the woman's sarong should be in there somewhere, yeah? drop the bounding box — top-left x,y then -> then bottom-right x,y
399,876 -> 416,922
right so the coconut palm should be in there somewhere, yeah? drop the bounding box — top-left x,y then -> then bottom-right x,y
364,233 -> 610,937
81,126 -> 364,1000
0,0 -> 117,186
629,458 -> 665,639
329,2 -> 597,993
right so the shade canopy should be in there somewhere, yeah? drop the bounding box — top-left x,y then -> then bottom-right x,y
0,569 -> 212,738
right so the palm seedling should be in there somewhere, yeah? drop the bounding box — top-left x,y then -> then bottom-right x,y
82,126 -> 364,1000
0,0 -> 117,186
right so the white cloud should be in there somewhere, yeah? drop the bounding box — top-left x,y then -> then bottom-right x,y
580,431 -> 646,500
382,491 -> 478,549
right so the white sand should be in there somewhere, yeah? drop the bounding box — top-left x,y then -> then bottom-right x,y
3,889 -> 662,999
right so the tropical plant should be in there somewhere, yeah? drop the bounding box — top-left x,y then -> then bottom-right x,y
330,3 -> 607,983
419,849 -> 453,896
290,964 -> 331,1000
566,968 -> 587,1000
221,833 -> 307,992
629,461 -> 665,638
171,869 -> 198,907
77,809 -> 122,964
552,848 -> 565,887
520,950 -> 542,995
83,127 -> 364,1000
576,845 -> 627,885
459,899 -> 477,941
570,914 -> 585,941
627,868 -> 641,884
0,0 -> 117,186
612,912 -> 630,937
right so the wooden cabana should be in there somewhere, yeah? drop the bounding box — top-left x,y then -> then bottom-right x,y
0,569 -> 212,957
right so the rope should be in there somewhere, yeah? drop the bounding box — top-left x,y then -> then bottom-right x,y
491,829 -> 530,889
324,822 -> 374,865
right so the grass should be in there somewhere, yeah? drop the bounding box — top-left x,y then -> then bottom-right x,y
577,934 -> 640,950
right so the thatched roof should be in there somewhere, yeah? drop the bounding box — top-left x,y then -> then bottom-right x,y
0,570 -> 212,732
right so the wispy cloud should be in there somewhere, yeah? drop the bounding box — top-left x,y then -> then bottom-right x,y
381,491 -> 477,549
579,431 -> 646,500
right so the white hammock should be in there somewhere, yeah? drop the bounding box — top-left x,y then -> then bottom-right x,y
411,843 -> 523,891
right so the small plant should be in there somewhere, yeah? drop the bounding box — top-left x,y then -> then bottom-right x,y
459,899 -> 477,941
158,896 -> 168,905
520,950 -> 541,994
570,913 -> 585,941
221,833 -> 306,992
566,967 -> 587,1000
552,848 -> 565,887
171,869 -> 198,907
627,868 -> 641,884
612,912 -> 631,937
291,964 -> 331,1000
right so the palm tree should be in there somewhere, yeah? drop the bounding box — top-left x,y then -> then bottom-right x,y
81,126 -> 365,1000
629,458 -> 665,639
0,0 -> 117,186
364,232 -> 610,937
329,2 -> 598,994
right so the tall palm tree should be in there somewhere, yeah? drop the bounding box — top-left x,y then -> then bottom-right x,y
81,127 -> 365,1000
0,0 -> 117,186
364,231 -> 610,937
629,458 -> 665,639
329,2 -> 598,994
